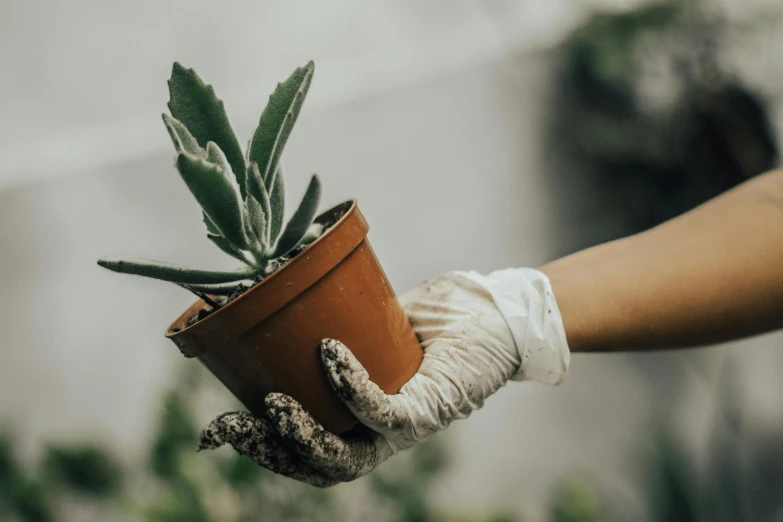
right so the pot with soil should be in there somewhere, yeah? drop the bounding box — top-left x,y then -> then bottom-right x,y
98,61 -> 422,434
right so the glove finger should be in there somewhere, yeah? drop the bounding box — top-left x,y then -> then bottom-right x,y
265,393 -> 382,483
200,411 -> 337,487
320,339 -> 411,436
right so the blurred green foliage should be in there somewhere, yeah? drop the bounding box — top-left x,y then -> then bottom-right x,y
539,368 -> 783,522
645,432 -> 700,522
43,444 -> 122,497
0,433 -> 54,522
1,336 -> 780,522
11,479 -> 52,522
217,453 -> 263,490
144,481 -> 210,522
548,479 -> 607,522
0,362 -> 517,522
150,391 -> 198,480
546,0 -> 779,254
369,439 -> 449,522
568,1 -> 684,89
0,352 -> 781,522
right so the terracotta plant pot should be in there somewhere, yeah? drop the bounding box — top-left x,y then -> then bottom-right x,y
165,200 -> 423,434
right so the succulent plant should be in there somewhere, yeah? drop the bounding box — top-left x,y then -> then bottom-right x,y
98,61 -> 323,296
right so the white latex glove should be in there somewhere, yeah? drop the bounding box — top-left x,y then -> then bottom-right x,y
199,268 -> 570,487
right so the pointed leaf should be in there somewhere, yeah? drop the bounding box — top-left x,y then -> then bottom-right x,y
183,281 -> 253,296
162,114 -> 204,157
268,166 -> 285,244
206,143 -> 262,253
245,161 -> 266,208
205,141 -> 230,169
207,234 -> 250,265
247,62 -> 314,186
273,174 -> 322,257
300,222 -> 324,245
203,212 -> 220,235
245,162 -> 272,245
243,219 -> 262,254
176,147 -> 249,250
98,258 -> 255,284
265,161 -> 280,195
168,63 -> 247,196
245,195 -> 268,253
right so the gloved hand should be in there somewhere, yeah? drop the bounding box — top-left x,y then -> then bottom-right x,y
199,268 -> 570,487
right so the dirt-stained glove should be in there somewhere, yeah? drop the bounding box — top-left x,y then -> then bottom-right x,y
199,268 -> 570,487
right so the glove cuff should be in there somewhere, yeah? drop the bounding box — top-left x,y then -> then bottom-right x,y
475,268 -> 571,384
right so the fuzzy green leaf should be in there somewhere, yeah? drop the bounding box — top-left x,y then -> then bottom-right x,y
168,63 -> 247,196
183,281 -> 253,296
162,114 -> 204,157
300,222 -> 324,245
177,146 -> 249,250
245,162 -> 272,245
245,161 -> 266,210
273,174 -> 322,257
203,213 -> 220,235
98,258 -> 255,284
162,115 -> 220,238
268,166 -> 285,244
207,234 -> 251,265
245,195 -> 268,253
247,62 -> 314,187
205,141 -> 230,170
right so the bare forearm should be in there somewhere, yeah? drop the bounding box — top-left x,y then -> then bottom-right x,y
540,169 -> 783,352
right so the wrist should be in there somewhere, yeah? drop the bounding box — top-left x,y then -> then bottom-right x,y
538,262 -> 596,353
471,268 -> 570,383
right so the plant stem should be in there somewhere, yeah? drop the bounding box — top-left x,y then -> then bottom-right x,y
177,284 -> 221,309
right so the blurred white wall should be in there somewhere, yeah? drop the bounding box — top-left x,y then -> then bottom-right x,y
2,1 -> 783,520
0,0 -> 590,190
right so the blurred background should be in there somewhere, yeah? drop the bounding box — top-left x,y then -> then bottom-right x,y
2,0 -> 783,520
